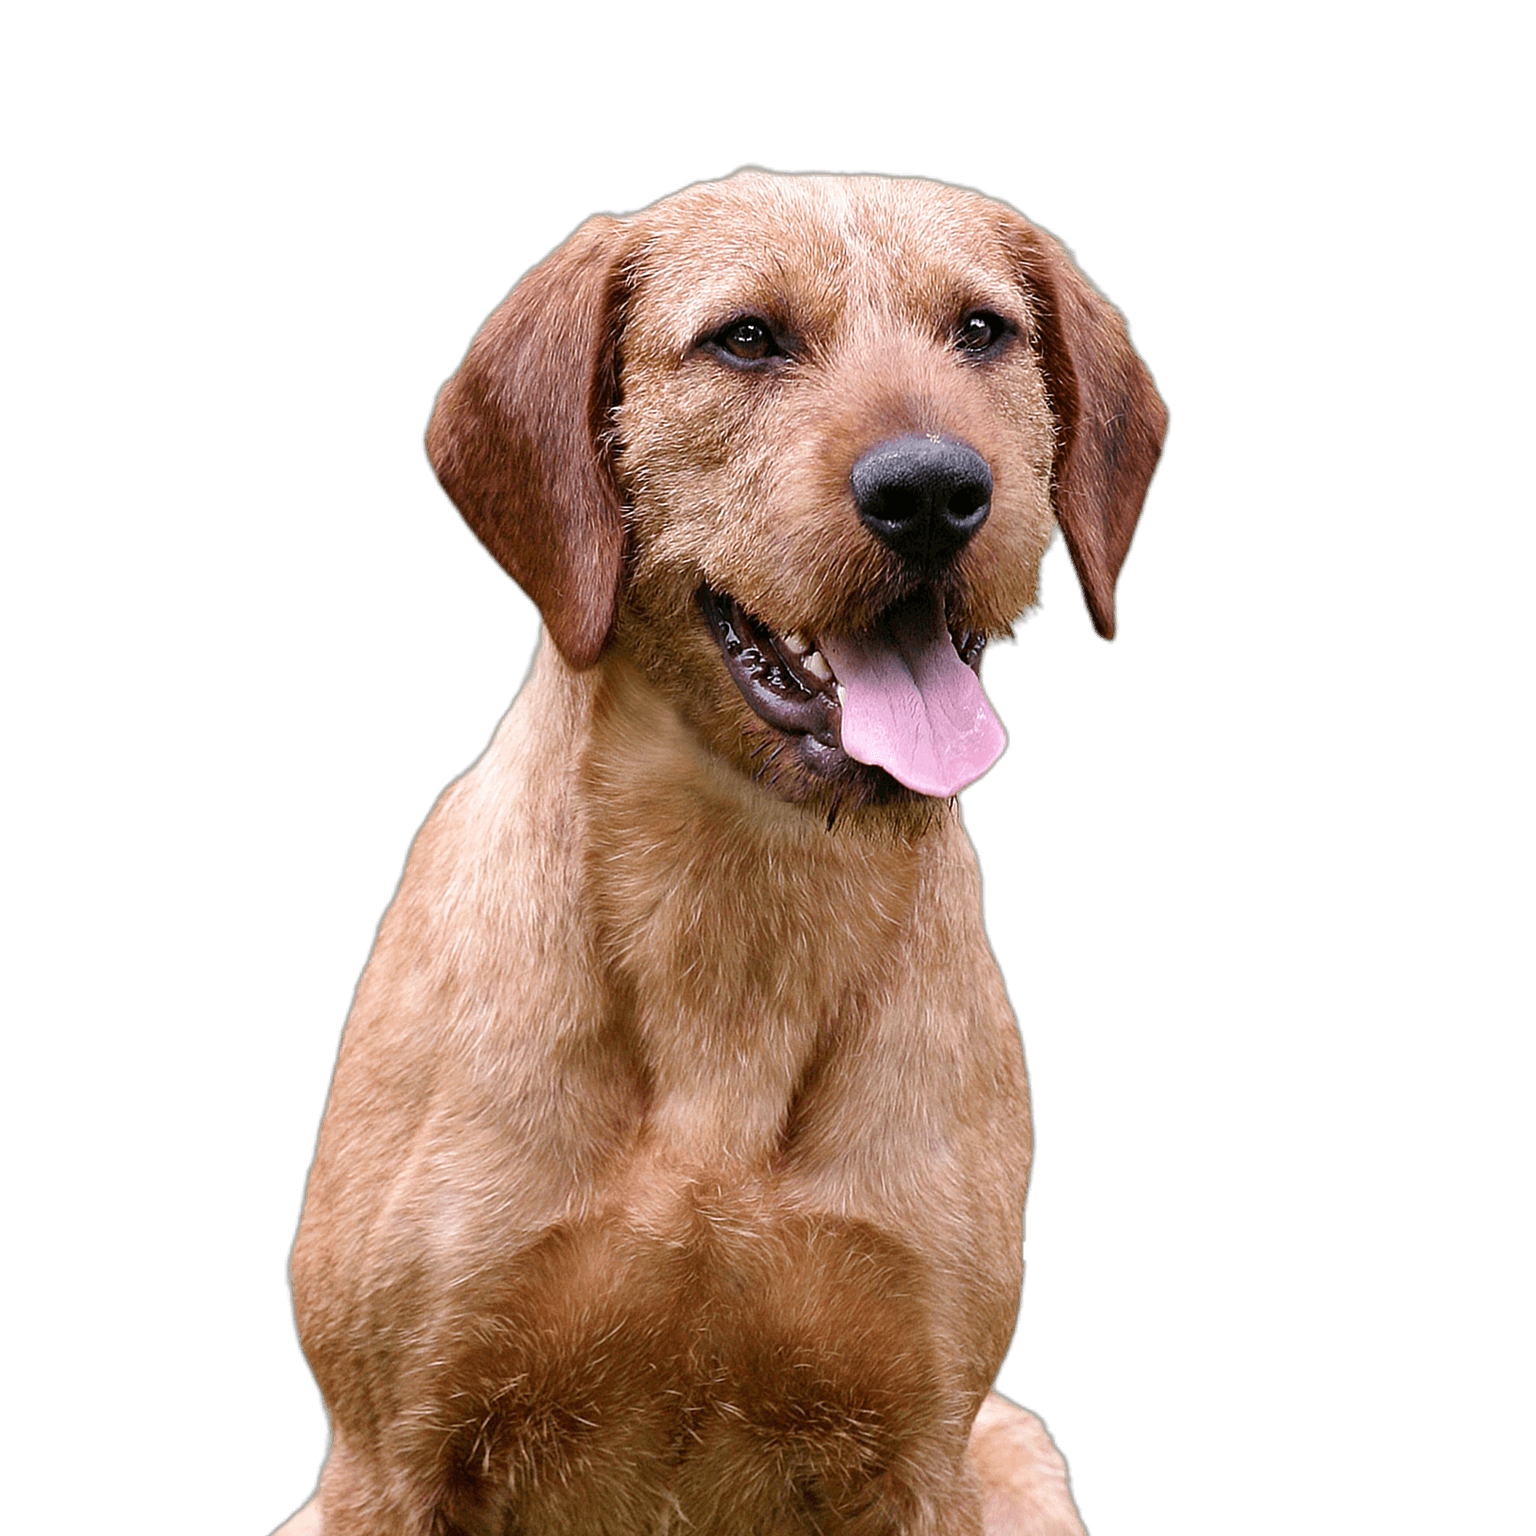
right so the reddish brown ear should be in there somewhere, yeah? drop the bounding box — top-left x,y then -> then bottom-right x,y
426,216 -> 630,668
1011,222 -> 1168,638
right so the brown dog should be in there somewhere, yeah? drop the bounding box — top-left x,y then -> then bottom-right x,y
281,171 -> 1164,1536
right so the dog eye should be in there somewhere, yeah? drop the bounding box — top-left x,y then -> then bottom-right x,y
957,311 -> 1008,354
710,317 -> 781,364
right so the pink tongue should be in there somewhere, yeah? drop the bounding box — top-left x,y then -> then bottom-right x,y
819,592 -> 1006,797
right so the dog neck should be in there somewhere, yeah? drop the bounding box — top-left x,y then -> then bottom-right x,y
553,642 -> 964,1166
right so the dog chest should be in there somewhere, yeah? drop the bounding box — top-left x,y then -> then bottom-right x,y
412,1189 -> 972,1530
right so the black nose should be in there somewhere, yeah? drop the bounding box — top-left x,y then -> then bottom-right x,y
850,434 -> 993,566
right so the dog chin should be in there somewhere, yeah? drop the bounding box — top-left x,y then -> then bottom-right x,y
766,731 -> 925,819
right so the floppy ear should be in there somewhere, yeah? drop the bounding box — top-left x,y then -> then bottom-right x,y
1010,222 -> 1168,639
426,216 -> 630,668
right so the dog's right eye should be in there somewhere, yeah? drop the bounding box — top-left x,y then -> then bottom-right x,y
957,311 -> 1009,355
708,317 -> 782,365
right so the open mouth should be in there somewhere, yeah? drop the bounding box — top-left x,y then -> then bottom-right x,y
698,585 -> 1005,799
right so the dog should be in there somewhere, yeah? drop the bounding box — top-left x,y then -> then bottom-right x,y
279,171 -> 1165,1536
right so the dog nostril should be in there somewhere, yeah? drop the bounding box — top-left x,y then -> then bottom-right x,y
850,435 -> 993,566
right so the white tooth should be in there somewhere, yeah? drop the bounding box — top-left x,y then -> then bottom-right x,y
782,630 -> 809,655
803,650 -> 832,683
836,684 -> 847,707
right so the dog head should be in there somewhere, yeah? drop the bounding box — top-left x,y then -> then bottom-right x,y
427,172 -> 1165,810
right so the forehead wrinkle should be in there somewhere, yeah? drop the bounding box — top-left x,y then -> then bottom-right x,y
818,185 -> 1030,329
842,250 -> 1033,346
625,176 -> 1030,356
630,238 -> 857,358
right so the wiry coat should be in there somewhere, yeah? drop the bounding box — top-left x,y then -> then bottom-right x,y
284,173 -> 1165,1536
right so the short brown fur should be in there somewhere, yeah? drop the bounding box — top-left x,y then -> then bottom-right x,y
282,172 -> 1164,1536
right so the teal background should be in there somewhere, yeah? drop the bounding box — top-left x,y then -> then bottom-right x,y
5,6 -> 1527,1531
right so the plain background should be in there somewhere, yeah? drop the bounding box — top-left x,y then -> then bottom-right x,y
4,3 -> 1530,1532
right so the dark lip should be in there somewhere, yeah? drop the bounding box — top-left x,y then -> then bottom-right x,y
697,585 -> 987,748
697,587 -> 841,747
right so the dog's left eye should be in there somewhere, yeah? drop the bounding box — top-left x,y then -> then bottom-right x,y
957,311 -> 1008,354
